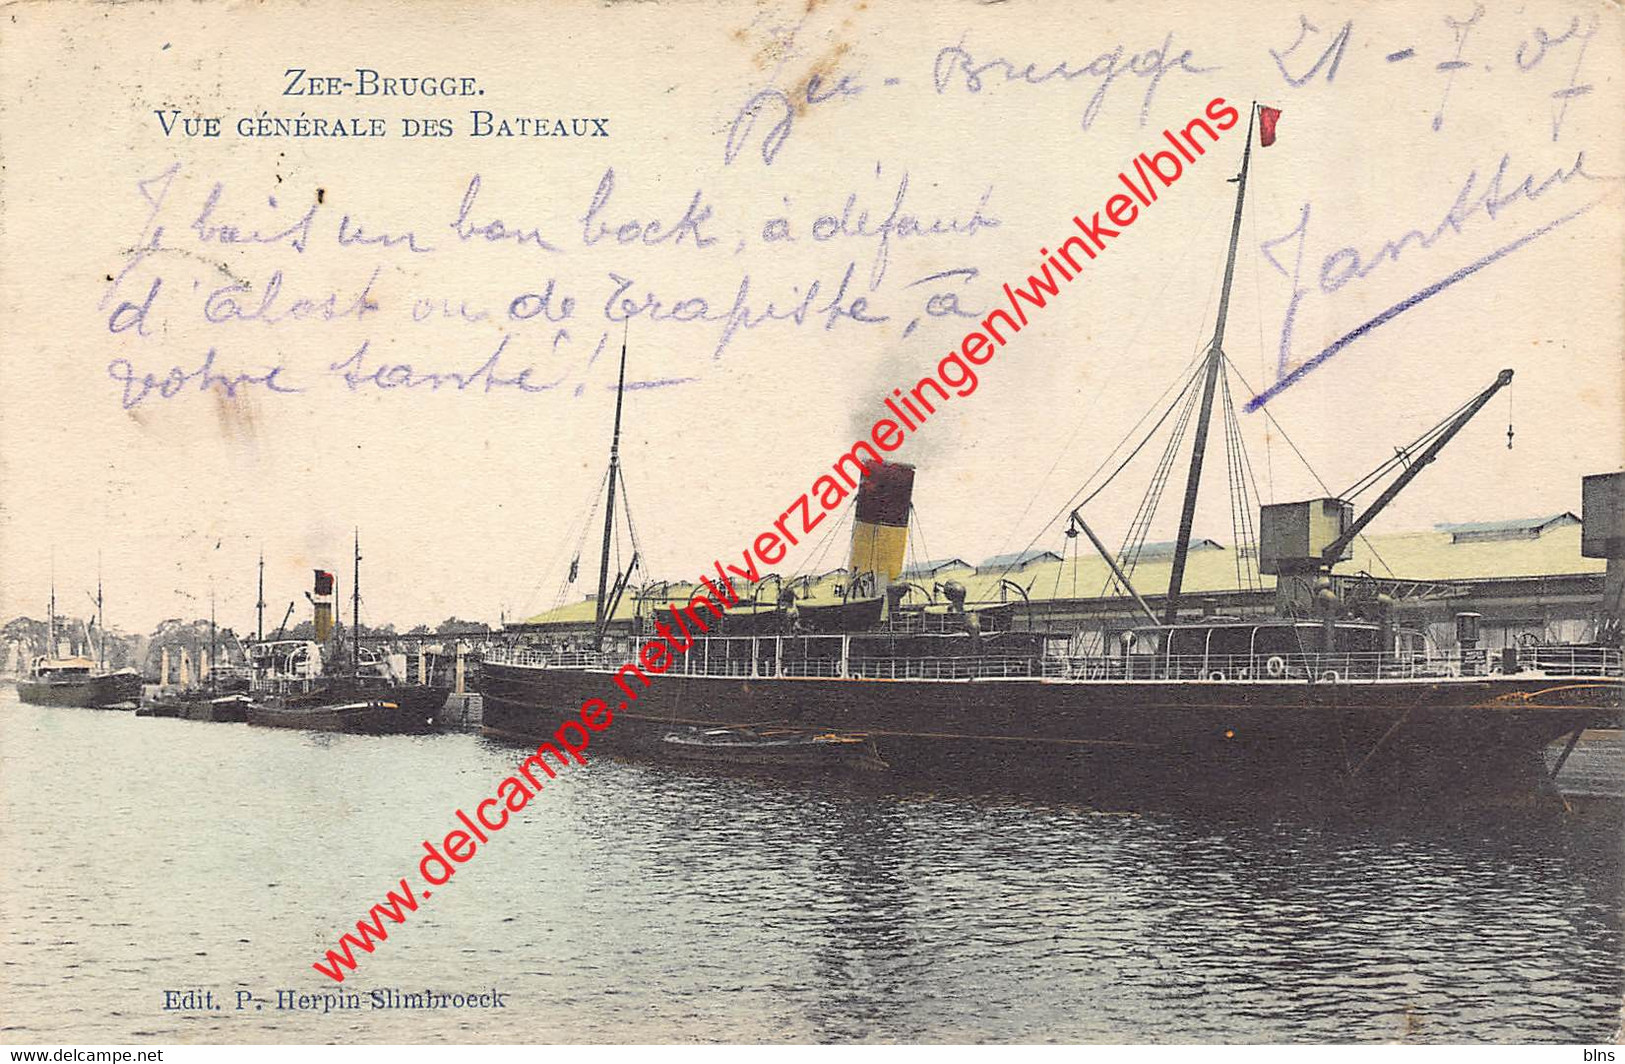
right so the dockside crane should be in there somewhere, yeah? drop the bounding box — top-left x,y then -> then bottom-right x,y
1260,367 -> 1516,621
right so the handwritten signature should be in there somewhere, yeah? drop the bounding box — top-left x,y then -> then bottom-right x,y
1251,150 -> 1608,409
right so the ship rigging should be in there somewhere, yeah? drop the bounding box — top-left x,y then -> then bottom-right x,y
482,103 -> 1620,809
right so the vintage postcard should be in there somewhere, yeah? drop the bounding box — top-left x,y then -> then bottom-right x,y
1,0 -> 1621,1050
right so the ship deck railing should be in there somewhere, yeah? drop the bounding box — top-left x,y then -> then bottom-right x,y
1048,650 -> 1622,682
485,644 -> 1622,683
250,676 -> 326,693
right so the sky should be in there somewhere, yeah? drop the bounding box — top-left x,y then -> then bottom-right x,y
2,0 -> 1621,634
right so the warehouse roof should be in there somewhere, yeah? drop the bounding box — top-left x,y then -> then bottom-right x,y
1126,537 -> 1225,559
1434,512 -> 1579,542
901,558 -> 972,577
978,549 -> 1062,571
1434,512 -> 1576,533
516,519 -> 1603,628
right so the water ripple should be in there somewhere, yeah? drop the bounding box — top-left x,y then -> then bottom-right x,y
1,693 -> 1619,1043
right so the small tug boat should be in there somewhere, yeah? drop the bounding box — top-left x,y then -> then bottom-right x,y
247,640 -> 441,734
244,536 -> 442,735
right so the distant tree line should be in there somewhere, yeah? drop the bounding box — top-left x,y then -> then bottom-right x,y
2,614 -> 490,676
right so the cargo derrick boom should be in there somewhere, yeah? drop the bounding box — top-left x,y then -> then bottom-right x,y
1261,368 -> 1514,623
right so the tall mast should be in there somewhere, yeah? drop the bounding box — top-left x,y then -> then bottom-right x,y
352,528 -> 361,673
256,550 -> 265,642
1164,102 -> 1257,624
209,582 -> 217,683
594,331 -> 629,648
48,556 -> 56,658
96,558 -> 104,674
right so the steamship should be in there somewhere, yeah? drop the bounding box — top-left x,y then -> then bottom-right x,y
18,576 -> 141,709
19,657 -> 141,709
481,105 -> 1623,808
245,535 -> 441,734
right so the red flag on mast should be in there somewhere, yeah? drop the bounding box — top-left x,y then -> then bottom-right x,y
1259,106 -> 1283,147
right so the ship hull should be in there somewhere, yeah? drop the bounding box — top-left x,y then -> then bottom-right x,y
17,672 -> 142,709
316,682 -> 444,724
177,694 -> 252,723
246,698 -> 434,734
245,685 -> 441,734
480,663 -> 1621,809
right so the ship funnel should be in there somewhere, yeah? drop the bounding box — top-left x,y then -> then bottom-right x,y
849,463 -> 915,590
312,569 -> 336,642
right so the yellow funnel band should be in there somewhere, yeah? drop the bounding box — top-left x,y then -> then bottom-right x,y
850,521 -> 908,583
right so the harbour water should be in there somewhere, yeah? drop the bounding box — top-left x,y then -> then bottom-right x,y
1,687 -> 1620,1044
